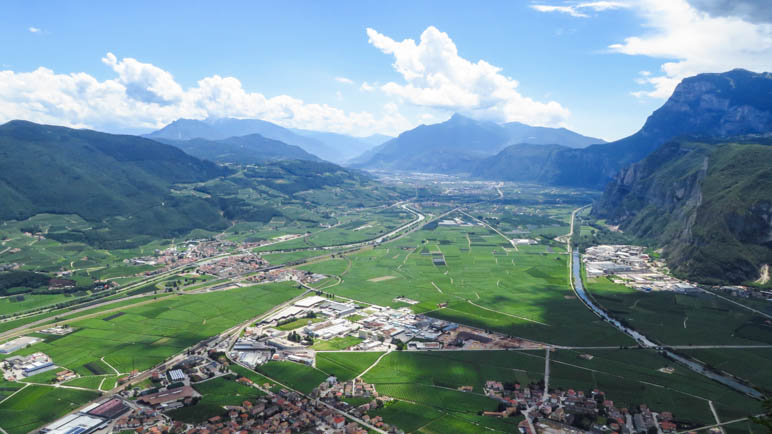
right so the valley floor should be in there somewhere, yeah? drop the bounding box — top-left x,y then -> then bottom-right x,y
0,180 -> 769,434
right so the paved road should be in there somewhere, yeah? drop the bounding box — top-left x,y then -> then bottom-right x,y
542,348 -> 550,402
701,288 -> 772,320
356,349 -> 392,379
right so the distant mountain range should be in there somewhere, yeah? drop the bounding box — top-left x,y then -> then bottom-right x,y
350,113 -> 604,173
153,134 -> 322,165
351,69 -> 772,190
146,118 -> 390,163
477,69 -> 772,188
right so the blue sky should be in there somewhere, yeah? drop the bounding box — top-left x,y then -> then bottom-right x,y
1,0 -> 771,141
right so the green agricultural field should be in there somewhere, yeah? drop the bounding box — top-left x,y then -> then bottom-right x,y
167,375 -> 264,423
315,351 -> 383,381
62,375 -> 108,389
3,282 -> 303,375
100,376 -> 118,391
349,348 -> 761,427
547,349 -> 763,423
262,250 -> 328,266
275,316 -> 324,331
0,379 -> 24,401
256,361 -> 328,395
374,383 -> 498,413
369,400 -> 445,432
0,214 -> 170,276
0,294 -> 164,336
585,275 -> 772,345
0,385 -> 99,434
681,348 -> 772,394
308,219 -> 629,346
310,336 -> 362,351
229,363 -> 281,391
418,413 -> 508,434
361,350 -> 545,392
0,293 -> 71,316
298,257 -> 351,277
256,207 -> 414,252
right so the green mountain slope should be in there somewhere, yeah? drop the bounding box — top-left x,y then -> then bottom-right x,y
0,121 -> 234,246
592,137 -> 772,284
0,121 -> 385,249
155,134 -> 321,165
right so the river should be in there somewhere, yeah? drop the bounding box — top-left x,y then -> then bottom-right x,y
570,250 -> 765,400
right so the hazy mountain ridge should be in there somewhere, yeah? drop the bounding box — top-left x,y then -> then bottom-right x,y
147,118 -> 383,163
154,134 -> 322,165
289,129 -> 391,162
351,113 -> 604,172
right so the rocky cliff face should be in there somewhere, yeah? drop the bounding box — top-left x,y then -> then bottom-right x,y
643,69 -> 772,139
593,137 -> 772,284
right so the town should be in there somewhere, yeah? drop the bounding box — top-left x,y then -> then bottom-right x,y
583,245 -> 699,293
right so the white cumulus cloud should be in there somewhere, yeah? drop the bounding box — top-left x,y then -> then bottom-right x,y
28,27 -> 41,33
334,76 -> 353,84
531,5 -> 589,17
530,1 -> 629,18
0,53 -> 415,136
366,26 -> 570,126
609,0 -> 772,98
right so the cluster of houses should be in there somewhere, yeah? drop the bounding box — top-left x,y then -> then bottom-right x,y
0,261 -> 20,271
126,238 -> 244,275
245,268 -> 326,285
714,284 -> 772,301
0,350 -> 55,380
175,388 -> 368,434
316,377 -> 378,401
482,381 -> 685,434
39,324 -> 75,336
583,245 -> 699,292
112,407 -> 170,433
196,253 -> 268,278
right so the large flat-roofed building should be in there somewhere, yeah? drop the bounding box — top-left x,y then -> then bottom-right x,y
263,306 -> 304,323
40,413 -> 106,434
320,301 -> 357,317
294,295 -> 326,308
0,336 -> 42,354
23,360 -> 55,376
167,369 -> 185,382
138,386 -> 198,408
87,398 -> 131,419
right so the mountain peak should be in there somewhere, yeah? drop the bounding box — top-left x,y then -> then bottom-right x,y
447,113 -> 473,123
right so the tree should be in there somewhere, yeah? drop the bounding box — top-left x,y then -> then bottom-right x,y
751,399 -> 772,431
